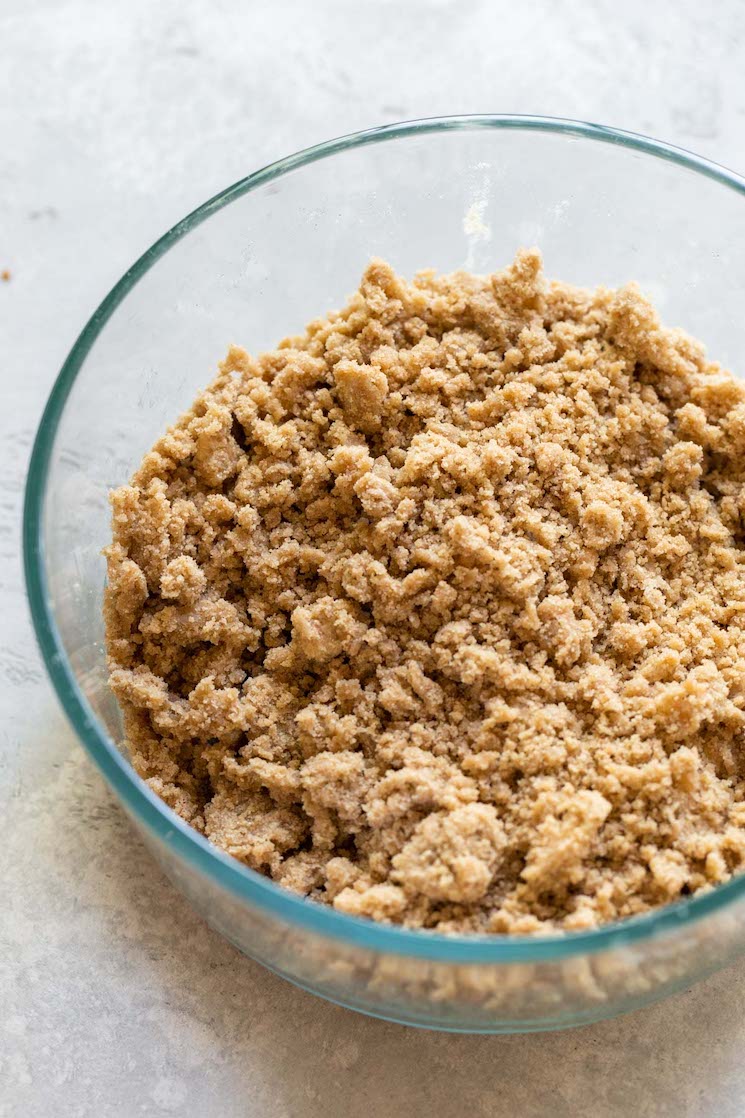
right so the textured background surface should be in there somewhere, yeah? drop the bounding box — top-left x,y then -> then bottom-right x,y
4,1 -> 745,1114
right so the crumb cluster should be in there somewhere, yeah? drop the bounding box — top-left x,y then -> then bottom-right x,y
106,250 -> 745,933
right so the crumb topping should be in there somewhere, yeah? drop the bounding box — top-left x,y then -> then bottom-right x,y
106,251 -> 745,933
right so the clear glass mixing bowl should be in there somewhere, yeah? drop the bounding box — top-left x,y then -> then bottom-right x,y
24,116 -> 745,1032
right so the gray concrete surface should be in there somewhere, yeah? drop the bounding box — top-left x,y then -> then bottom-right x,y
4,1 -> 745,1114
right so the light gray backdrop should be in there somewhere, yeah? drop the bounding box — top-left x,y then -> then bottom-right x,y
3,1 -> 745,1115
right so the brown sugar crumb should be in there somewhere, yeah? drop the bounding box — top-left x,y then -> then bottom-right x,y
105,250 -> 745,934
1,269 -> 10,282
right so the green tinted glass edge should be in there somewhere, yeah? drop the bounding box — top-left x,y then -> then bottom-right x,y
23,114 -> 745,964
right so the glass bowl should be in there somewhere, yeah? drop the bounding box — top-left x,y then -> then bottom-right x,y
24,115 -> 745,1033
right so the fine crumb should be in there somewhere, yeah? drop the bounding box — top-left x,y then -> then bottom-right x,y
105,250 -> 745,934
1,269 -> 10,282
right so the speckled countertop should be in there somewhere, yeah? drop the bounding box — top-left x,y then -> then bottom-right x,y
4,2 -> 745,1114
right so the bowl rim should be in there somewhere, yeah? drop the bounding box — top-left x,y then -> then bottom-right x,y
23,113 -> 745,964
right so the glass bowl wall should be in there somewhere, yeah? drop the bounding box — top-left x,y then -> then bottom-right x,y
24,117 -> 745,1031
